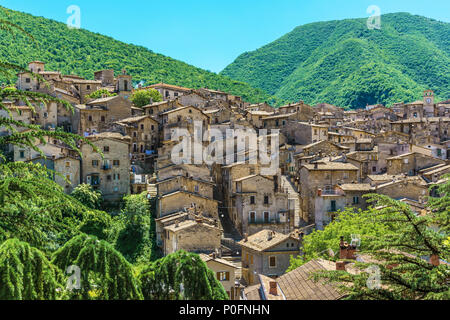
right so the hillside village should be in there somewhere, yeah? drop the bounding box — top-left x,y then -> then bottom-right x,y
2,61 -> 449,300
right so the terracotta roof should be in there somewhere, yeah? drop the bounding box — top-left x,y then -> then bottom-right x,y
86,132 -> 131,141
276,259 -> 345,300
164,219 -> 219,233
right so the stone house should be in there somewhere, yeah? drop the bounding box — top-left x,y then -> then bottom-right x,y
200,253 -> 241,300
233,175 -> 292,236
162,216 -> 222,256
239,230 -> 301,285
141,99 -> 180,119
30,155 -> 81,194
376,176 -> 429,202
246,110 -> 274,129
74,95 -> 132,136
147,83 -> 192,101
114,115 -> 159,163
386,152 -> 446,176
299,160 -> 359,223
313,183 -> 374,230
286,122 -> 329,145
81,132 -> 131,201
160,106 -> 209,142
346,148 -> 380,179
156,175 -> 214,199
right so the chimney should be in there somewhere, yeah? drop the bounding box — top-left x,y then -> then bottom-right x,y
314,162 -> 318,169
212,252 -> 217,259
339,236 -> 347,259
336,261 -> 346,271
269,281 -> 278,296
430,254 -> 440,267
244,233 -> 248,242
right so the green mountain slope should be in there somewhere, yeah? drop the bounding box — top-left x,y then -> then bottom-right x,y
0,6 -> 276,104
221,13 -> 450,108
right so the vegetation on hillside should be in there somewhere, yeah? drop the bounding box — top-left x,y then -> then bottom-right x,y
222,13 -> 450,108
0,6 -> 277,104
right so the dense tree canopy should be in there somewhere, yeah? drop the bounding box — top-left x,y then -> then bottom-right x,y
222,13 -> 450,108
131,89 -> 162,108
138,250 -> 228,300
0,6 -> 277,104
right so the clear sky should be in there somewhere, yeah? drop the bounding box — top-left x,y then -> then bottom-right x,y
1,0 -> 449,73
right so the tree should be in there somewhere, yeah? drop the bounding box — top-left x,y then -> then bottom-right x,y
131,89 -> 162,108
0,238 -> 62,300
311,190 -> 449,300
288,208 -> 391,271
0,162 -> 89,251
138,250 -> 229,300
114,193 -> 160,264
71,184 -> 103,210
85,89 -> 117,100
52,234 -> 143,300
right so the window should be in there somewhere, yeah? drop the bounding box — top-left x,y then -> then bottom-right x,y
103,146 -> 110,153
194,185 -> 199,193
151,125 -> 155,131
343,172 -> 349,179
87,85 -> 91,90
353,196 -> 359,205
269,256 -> 277,268
25,78 -> 31,83
113,160 -> 120,166
92,160 -> 99,167
88,115 -> 93,122
65,161 -> 71,168
140,124 -> 144,130
133,132 -> 137,138
330,200 -> 337,212
101,116 -> 105,122
373,167 -> 377,172
113,174 -> 120,181
43,112 -> 48,119
264,196 -> 269,205
249,212 -> 256,223
264,212 -> 270,223
250,196 -> 255,205
217,272 -> 230,282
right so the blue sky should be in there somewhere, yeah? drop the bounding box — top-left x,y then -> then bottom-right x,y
1,0 -> 449,73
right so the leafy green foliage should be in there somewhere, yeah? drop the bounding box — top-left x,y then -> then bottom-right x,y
288,208 -> 391,271
85,89 -> 116,100
138,250 -> 228,300
222,13 -> 450,108
0,6 -> 276,104
309,190 -> 450,300
0,238 -> 62,300
114,193 -> 160,264
52,234 -> 143,300
131,88 -> 162,108
71,184 -> 102,210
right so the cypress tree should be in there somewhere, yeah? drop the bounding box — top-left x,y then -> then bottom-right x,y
0,238 -> 62,300
139,250 -> 228,300
52,234 -> 143,300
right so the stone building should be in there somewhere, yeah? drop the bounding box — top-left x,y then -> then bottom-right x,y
233,175 -> 293,236
81,132 -> 131,201
299,160 -> 359,223
146,83 -> 192,101
239,230 -> 301,285
386,152 -> 446,176
74,95 -> 132,136
200,253 -> 242,300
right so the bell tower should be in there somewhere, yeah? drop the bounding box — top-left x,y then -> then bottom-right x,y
423,90 -> 434,105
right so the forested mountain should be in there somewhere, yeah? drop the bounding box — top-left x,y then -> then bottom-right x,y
0,6 -> 276,104
221,13 -> 450,108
